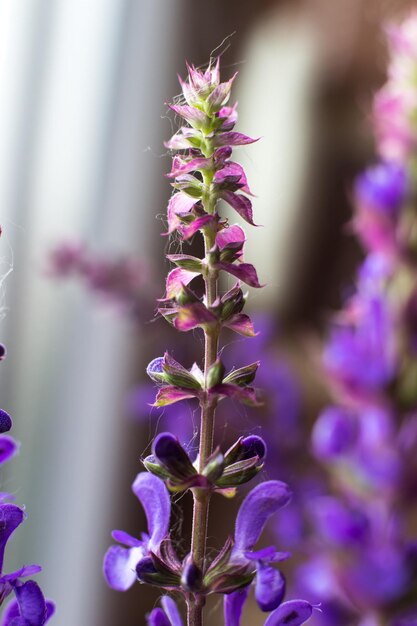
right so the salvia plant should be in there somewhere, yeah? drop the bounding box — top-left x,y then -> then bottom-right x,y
303,12 -> 417,626
0,235 -> 54,625
103,60 -> 315,625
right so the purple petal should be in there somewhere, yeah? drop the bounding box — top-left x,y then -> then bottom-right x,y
213,132 -> 259,147
214,146 -> 233,164
244,547 -> 290,563
264,600 -> 314,626
165,268 -> 200,299
45,602 -> 55,623
255,564 -> 286,612
224,586 -> 250,626
168,156 -> 211,178
161,596 -> 183,626
0,410 -> 12,434
312,406 -> 358,460
147,357 -> 165,384
211,384 -> 262,407
311,497 -> 370,547
214,162 -> 244,185
154,387 -> 198,407
0,504 -> 25,572
240,436 -> 267,462
215,162 -> 252,194
166,193 -> 197,234
11,580 -> 48,625
1,598 -> 21,625
355,162 -> 407,216
168,105 -> 207,127
206,75 -> 237,110
217,262 -> 262,288
221,192 -> 256,226
224,314 -> 257,337
216,225 -> 246,250
0,436 -> 19,466
111,530 -> 142,548
165,128 -> 197,151
180,215 -> 216,240
103,545 -> 144,591
147,608 -> 171,626
0,345 -> 7,361
131,473 -> 170,551
233,481 -> 292,556
217,106 -> 238,130
174,303 -> 217,332
2,565 -> 42,582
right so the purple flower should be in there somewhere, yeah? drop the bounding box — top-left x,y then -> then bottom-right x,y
324,291 -> 396,396
312,407 -> 358,460
0,504 -> 53,624
103,473 -> 171,591
224,589 -> 314,626
0,410 -> 18,468
355,162 -> 407,216
231,481 -> 292,612
146,596 -> 183,626
1,581 -> 55,626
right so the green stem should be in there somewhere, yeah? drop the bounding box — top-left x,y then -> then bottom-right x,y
188,227 -> 219,626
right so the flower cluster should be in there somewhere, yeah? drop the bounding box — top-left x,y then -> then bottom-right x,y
305,12 -> 417,626
103,61 -> 314,624
0,240 -> 54,625
47,241 -> 150,320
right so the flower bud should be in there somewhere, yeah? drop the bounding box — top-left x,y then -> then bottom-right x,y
220,288 -> 245,321
0,409 -> 12,434
206,359 -> 225,388
223,362 -> 259,387
136,555 -> 180,589
181,555 -> 203,592
152,433 -> 196,481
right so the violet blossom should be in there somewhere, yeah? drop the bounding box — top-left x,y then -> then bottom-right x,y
304,12 -> 417,626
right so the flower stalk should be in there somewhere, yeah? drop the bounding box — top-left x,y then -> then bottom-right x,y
104,58 -> 314,626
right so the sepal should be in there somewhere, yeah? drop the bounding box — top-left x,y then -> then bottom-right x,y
171,174 -> 203,198
201,448 -> 225,483
136,554 -> 181,589
215,435 -> 266,488
219,284 -> 246,321
166,254 -> 203,273
223,362 -> 260,387
224,313 -> 257,337
207,359 -> 226,388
